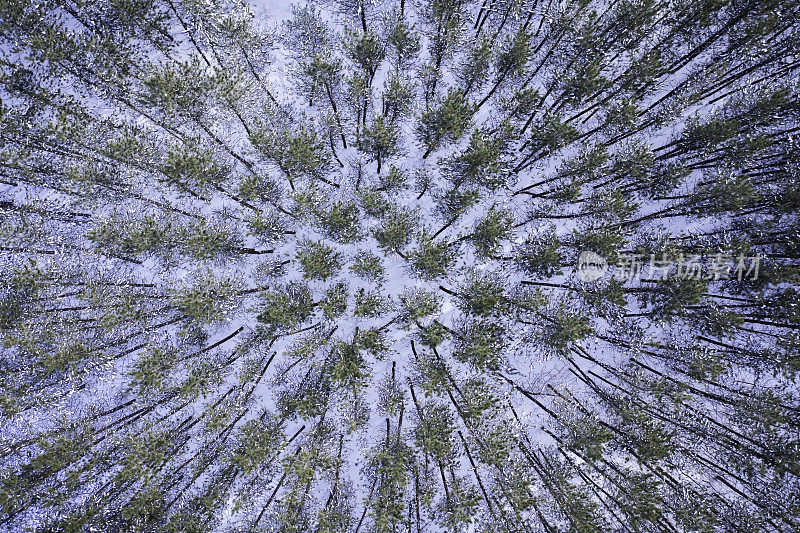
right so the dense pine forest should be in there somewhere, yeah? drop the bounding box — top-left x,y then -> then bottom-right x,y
1,0 -> 799,530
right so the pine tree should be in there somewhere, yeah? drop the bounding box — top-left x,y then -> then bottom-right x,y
362,115 -> 399,174
2,0 -> 800,530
